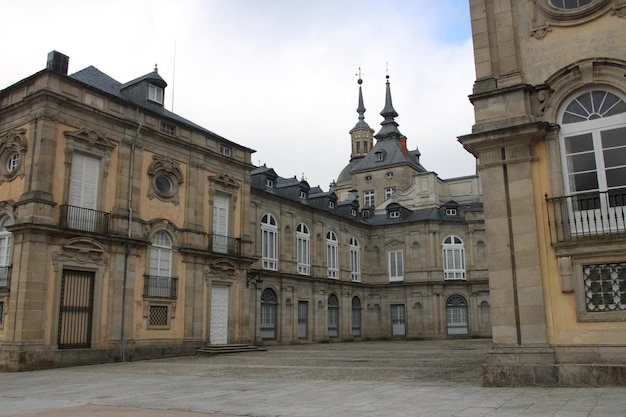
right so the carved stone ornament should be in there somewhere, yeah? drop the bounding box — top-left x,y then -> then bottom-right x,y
147,155 -> 184,205
530,0 -> 617,39
64,127 -> 115,177
52,237 -> 108,272
209,173 -> 241,190
385,238 -> 405,249
206,259 -> 238,280
0,128 -> 27,184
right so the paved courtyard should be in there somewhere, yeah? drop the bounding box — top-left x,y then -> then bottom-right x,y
1,339 -> 625,417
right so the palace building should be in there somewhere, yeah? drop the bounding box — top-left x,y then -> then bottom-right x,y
460,0 -> 626,386
0,51 -> 487,370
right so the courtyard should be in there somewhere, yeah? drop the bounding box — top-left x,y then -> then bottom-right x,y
1,339 -> 625,416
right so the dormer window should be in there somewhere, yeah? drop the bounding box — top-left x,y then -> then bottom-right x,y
149,84 -> 164,104
446,208 -> 457,216
390,210 -> 400,219
351,208 -> 357,216
328,201 -> 335,209
265,178 -> 274,188
299,190 -> 306,199
375,151 -> 384,162
362,208 -> 370,218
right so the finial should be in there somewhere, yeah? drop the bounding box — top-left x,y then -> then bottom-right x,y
385,62 -> 389,80
154,63 -> 158,73
356,67 -> 363,85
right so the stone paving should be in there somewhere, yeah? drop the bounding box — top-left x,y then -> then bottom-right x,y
1,339 -> 625,416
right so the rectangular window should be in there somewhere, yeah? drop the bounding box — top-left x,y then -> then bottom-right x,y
385,187 -> 395,199
0,301 -> 4,326
390,211 -> 400,218
327,241 -> 338,278
445,208 -> 457,216
265,179 -> 273,188
261,228 -> 278,270
375,152 -> 383,161
148,305 -> 169,326
149,84 -> 164,104
220,144 -> 232,157
364,190 -> 375,207
296,234 -> 310,275
212,194 -> 230,253
391,304 -> 406,336
160,121 -> 175,135
389,250 -> 404,282
350,246 -> 360,282
584,263 -> 626,312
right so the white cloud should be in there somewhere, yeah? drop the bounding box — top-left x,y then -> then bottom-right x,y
1,0 -> 477,189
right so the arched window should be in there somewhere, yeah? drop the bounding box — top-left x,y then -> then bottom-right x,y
260,288 -> 278,340
326,231 -> 338,278
559,89 -> 626,233
147,231 -> 174,298
549,0 -> 592,9
0,216 -> 13,288
261,214 -> 278,270
443,236 -> 466,280
351,296 -> 361,337
328,294 -> 339,338
446,294 -> 469,335
349,237 -> 360,282
296,223 -> 310,275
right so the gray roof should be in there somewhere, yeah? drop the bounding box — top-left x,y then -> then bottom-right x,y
69,66 -> 254,152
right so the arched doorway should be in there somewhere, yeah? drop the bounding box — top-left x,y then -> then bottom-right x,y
446,294 -> 469,335
260,288 -> 277,340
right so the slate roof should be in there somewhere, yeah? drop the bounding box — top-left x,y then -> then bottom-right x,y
69,66 -> 253,151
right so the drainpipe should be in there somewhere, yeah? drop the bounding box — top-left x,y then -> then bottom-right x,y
121,113 -> 141,362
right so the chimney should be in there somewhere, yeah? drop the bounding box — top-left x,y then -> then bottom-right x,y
47,51 -> 69,75
400,136 -> 409,157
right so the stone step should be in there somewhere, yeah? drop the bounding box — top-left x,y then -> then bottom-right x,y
196,344 -> 267,356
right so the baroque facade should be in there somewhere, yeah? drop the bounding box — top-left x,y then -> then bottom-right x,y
0,51 -> 487,371
460,0 -> 626,386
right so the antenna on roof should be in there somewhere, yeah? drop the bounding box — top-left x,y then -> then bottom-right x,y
171,39 -> 177,112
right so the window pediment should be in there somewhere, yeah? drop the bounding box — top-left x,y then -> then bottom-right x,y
64,127 -> 116,151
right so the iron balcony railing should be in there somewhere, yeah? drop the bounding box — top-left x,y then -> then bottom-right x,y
208,233 -> 244,255
0,266 -> 10,289
60,205 -> 111,234
545,188 -> 626,243
143,275 -> 178,299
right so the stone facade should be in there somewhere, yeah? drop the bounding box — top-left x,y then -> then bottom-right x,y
460,0 -> 626,386
0,51 -> 488,371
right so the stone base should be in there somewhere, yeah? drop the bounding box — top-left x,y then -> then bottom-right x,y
0,340 -> 204,372
483,344 -> 626,386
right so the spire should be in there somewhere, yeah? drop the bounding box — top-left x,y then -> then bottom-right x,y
353,68 -> 370,130
375,74 -> 403,141
349,69 -> 374,162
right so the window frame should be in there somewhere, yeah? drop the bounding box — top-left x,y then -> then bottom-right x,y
261,213 -> 278,270
296,223 -> 310,275
326,230 -> 339,278
349,237 -> 360,282
558,89 -> 626,235
148,84 -> 164,104
364,190 -> 375,207
443,235 -> 466,280
388,250 -> 404,282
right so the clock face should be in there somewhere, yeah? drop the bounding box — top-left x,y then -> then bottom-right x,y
549,0 -> 592,9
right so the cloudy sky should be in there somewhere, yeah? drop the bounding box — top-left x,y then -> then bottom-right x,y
1,0 -> 477,190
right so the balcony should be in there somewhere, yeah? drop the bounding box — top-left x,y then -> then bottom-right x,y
0,266 -> 10,289
143,275 -> 178,299
60,205 -> 110,234
546,188 -> 626,243
208,234 -> 245,256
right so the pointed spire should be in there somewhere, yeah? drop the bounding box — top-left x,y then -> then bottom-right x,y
352,68 -> 371,130
375,74 -> 403,141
